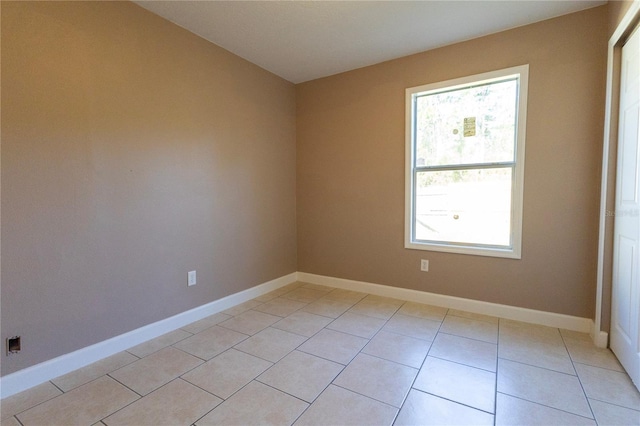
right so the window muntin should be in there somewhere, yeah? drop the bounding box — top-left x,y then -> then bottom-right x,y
405,65 -> 528,258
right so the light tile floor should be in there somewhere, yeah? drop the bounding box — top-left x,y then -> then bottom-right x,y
2,281 -> 640,425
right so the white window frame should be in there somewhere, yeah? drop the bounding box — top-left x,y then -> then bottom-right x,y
405,65 -> 528,259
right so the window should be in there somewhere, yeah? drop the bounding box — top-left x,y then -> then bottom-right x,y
405,65 -> 528,258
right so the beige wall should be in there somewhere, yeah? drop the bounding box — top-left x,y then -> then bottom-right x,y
297,6 -> 608,318
609,0 -> 635,36
1,1 -> 297,375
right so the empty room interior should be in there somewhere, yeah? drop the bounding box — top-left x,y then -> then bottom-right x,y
2,0 -> 640,425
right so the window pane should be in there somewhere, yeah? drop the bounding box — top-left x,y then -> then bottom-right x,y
415,79 -> 517,167
414,168 -> 512,247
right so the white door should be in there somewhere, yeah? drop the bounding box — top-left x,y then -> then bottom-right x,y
612,23 -> 640,391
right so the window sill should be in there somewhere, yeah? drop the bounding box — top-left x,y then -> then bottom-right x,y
405,240 -> 521,259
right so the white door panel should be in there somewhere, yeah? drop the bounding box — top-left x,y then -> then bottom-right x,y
612,24 -> 640,392
615,236 -> 635,342
620,106 -> 640,202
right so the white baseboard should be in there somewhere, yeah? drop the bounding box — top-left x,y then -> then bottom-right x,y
591,328 -> 609,349
298,272 -> 595,334
0,272 -> 297,399
2,270 -> 601,399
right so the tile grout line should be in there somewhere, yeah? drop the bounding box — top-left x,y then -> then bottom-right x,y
177,302 -> 317,426
496,323 -> 613,424
287,292 -> 400,424
437,329 -> 498,345
496,356 -> 584,377
495,391 -> 601,421
389,307 -> 448,425
494,317 -> 501,425
197,286 -> 335,425
49,380 -> 64,395
197,287 -> 347,424
97,375 -> 176,424
559,328 -> 598,423
408,387 -> 497,416
586,395 -> 640,412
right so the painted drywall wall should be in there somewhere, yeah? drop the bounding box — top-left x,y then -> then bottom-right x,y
1,1 -> 297,375
609,0 -> 636,36
296,6 -> 607,318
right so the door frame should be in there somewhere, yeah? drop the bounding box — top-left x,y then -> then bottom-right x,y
596,1 -> 640,348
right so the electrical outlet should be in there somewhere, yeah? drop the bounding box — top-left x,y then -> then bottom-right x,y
188,270 -> 197,286
6,336 -> 20,355
420,259 -> 429,272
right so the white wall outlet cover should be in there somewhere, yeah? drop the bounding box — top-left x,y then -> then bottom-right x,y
188,271 -> 197,286
420,260 -> 429,271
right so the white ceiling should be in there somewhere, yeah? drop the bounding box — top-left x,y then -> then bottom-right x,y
134,0 -> 606,84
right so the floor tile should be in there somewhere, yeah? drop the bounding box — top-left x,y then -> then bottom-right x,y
272,311 -> 333,337
326,312 -> 386,338
52,351 -> 139,392
253,290 -> 283,303
257,350 -> 343,403
221,299 -> 262,316
495,392 -> 596,425
181,348 -> 272,399
414,356 -> 495,413
448,309 -> 499,324
589,398 -> 640,425
1,416 -> 21,426
575,362 -> 640,410
16,376 -> 138,426
347,295 -> 403,320
234,327 -> 306,362
497,358 -> 592,417
180,312 -> 231,334
321,288 -> 367,304
440,315 -> 498,343
362,330 -> 430,368
127,329 -> 192,358
300,283 -> 334,292
278,282 -> 305,292
570,344 -> 625,373
253,297 -> 308,317
173,325 -> 248,360
397,301 -> 448,321
363,294 -> 404,304
254,283 -> 304,303
196,381 -> 308,426
281,287 -> 328,303
301,298 -> 354,318
560,329 -> 592,341
499,319 -> 574,374
501,319 -> 563,344
429,332 -> 497,372
1,382 -> 62,420
294,385 -> 397,426
395,389 -> 494,426
382,313 -> 440,341
499,339 -> 575,375
103,378 -> 221,426
217,309 -> 281,335
562,333 -> 624,372
297,328 -> 368,364
11,295 -> 640,426
333,353 -> 417,407
109,347 -> 202,396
